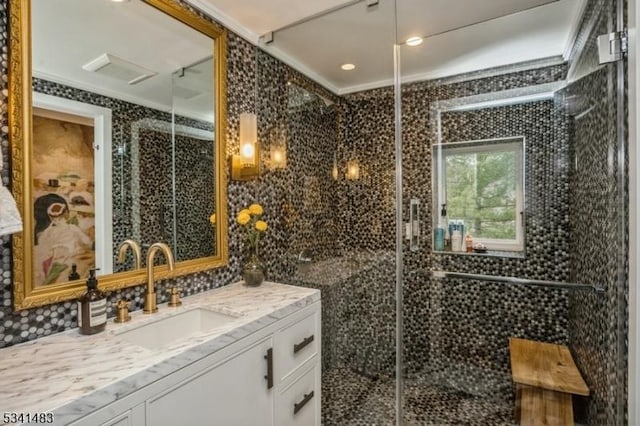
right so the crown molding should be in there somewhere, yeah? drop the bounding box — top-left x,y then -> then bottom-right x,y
186,0 -> 260,44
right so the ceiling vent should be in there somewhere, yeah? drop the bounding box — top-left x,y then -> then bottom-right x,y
82,53 -> 157,85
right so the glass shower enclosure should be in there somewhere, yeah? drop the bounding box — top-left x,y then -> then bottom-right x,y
261,0 -> 629,424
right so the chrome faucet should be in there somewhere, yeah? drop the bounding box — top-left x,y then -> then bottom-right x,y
144,242 -> 175,314
116,239 -> 142,270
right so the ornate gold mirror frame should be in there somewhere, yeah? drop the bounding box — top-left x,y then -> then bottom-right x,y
9,0 -> 228,310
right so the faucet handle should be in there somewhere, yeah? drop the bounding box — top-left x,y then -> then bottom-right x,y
113,299 -> 131,323
168,286 -> 182,307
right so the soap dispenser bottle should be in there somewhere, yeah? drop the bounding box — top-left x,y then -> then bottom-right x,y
78,269 -> 107,335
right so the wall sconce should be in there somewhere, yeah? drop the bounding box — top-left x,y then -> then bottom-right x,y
345,159 -> 360,180
231,113 -> 259,181
270,144 -> 287,169
269,128 -> 287,170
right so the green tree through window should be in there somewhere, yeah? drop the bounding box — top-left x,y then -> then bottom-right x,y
436,138 -> 524,251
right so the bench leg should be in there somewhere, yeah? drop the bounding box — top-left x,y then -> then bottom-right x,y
519,386 -> 574,426
514,384 -> 522,422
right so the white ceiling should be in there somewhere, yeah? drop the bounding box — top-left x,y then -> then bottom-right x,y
33,0 -> 586,107
33,0 -> 215,122
195,0 -> 585,94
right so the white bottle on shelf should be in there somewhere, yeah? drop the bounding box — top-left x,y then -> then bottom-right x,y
451,230 -> 462,252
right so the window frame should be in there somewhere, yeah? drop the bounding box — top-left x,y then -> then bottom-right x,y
433,136 -> 525,253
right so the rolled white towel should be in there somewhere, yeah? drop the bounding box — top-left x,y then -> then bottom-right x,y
0,185 -> 22,236
0,147 -> 23,236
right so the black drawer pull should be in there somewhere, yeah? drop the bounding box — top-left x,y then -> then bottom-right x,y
293,335 -> 314,354
293,390 -> 314,415
264,348 -> 273,389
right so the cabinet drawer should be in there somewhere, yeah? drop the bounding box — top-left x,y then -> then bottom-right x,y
275,309 -> 319,382
275,363 -> 320,426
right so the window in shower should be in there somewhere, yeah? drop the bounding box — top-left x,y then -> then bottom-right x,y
433,136 -> 524,252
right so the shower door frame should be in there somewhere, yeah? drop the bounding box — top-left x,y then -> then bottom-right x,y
628,0 -> 640,423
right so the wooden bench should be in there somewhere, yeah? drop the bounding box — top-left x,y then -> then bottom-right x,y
509,338 -> 589,426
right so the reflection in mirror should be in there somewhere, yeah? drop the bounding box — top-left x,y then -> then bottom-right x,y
31,0 -> 215,280
31,93 -> 113,285
131,115 -> 215,262
10,0 -> 228,309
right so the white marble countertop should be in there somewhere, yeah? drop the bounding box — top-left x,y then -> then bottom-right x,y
0,281 -> 319,425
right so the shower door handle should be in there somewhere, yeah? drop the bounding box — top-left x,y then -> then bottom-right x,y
409,198 -> 420,252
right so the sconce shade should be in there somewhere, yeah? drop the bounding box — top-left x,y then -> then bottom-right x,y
231,112 -> 260,181
239,113 -> 257,166
270,145 -> 287,169
346,160 -> 360,180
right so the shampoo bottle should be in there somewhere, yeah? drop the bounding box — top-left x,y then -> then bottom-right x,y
435,204 -> 447,251
444,226 -> 451,251
451,230 -> 462,252
78,269 -> 107,335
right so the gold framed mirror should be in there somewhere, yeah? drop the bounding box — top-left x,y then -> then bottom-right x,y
9,0 -> 228,310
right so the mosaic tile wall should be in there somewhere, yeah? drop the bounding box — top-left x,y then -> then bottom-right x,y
137,129 -> 174,247
341,63 -> 572,380
279,84 -> 341,264
291,250 -> 396,376
137,128 -> 215,261
562,0 -> 629,424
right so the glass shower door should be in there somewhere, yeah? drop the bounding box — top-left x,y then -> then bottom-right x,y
396,0 -> 628,424
260,1 -> 400,424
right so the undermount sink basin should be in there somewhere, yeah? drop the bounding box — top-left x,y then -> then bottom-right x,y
116,308 -> 242,350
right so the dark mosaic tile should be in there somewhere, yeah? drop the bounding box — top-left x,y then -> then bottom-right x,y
321,365 -> 515,426
563,1 -> 629,423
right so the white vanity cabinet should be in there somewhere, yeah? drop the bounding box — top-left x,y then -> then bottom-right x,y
67,301 -> 320,426
273,303 -> 321,425
146,336 -> 275,426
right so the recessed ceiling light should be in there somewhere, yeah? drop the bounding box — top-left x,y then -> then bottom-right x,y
341,63 -> 356,71
406,37 -> 423,47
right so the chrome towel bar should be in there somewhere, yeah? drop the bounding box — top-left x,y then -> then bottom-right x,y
427,270 -> 606,294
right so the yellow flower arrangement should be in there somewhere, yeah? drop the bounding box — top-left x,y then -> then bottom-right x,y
236,203 -> 268,253
249,204 -> 263,215
237,212 -> 251,225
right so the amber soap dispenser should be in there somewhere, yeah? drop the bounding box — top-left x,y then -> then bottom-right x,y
78,269 -> 107,335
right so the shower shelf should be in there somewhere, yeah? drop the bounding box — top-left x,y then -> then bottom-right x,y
425,270 -> 606,294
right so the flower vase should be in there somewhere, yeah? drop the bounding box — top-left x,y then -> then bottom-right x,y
243,250 -> 266,286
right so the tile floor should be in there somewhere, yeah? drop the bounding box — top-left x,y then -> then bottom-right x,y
322,365 -> 515,425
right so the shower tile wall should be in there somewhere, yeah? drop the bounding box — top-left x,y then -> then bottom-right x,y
280,84 -> 341,263
138,129 -> 216,261
427,100 -> 571,385
563,0 -> 628,424
340,64 -> 572,394
138,129 -> 173,248
173,133 -> 216,261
